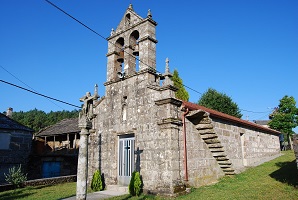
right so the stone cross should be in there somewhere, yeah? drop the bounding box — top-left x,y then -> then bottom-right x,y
135,147 -> 143,172
76,85 -> 99,200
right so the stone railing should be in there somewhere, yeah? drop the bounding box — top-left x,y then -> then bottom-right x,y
0,175 -> 76,192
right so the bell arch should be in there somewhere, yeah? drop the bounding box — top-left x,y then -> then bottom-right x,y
129,30 -> 140,72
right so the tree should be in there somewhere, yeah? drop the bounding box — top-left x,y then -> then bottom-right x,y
12,109 -> 79,132
268,95 -> 298,148
198,88 -> 242,118
171,69 -> 189,101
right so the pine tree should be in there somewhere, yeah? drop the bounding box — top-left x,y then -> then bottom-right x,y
171,69 -> 189,101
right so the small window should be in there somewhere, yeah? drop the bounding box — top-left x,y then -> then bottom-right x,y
0,133 -> 11,150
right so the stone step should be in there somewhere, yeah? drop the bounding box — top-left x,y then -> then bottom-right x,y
198,129 -> 216,135
222,168 -> 234,172
200,134 -> 217,140
106,185 -> 129,193
207,143 -> 223,148
209,147 -> 224,152
204,138 -> 221,144
217,160 -> 232,165
219,165 -> 231,168
215,156 -> 229,161
212,152 -> 227,157
224,172 -> 235,175
195,123 -> 213,130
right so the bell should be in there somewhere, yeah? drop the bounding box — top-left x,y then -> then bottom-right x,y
117,50 -> 124,63
133,44 -> 139,56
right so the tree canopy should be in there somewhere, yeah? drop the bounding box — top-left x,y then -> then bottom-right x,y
171,69 -> 189,101
268,95 -> 298,142
10,109 -> 79,133
197,88 -> 242,118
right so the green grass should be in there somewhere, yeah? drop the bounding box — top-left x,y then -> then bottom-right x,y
1,151 -> 298,200
182,150 -> 298,200
0,182 -> 76,200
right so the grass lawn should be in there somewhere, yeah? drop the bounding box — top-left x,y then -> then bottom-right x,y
1,151 -> 297,200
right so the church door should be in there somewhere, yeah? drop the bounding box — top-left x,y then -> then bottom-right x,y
118,136 -> 135,185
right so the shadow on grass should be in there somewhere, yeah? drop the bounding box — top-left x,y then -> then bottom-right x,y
0,190 -> 35,200
270,160 -> 298,188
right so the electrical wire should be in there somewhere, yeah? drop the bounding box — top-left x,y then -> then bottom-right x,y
44,0 -> 270,115
0,80 -> 81,109
0,65 -> 65,110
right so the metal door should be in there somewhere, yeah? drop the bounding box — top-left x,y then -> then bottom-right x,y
42,161 -> 61,178
118,137 -> 135,185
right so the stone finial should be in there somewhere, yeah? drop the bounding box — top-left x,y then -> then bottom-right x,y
128,4 -> 133,10
94,84 -> 100,100
147,9 -> 152,18
165,57 -> 170,73
110,28 -> 115,36
163,57 -> 173,86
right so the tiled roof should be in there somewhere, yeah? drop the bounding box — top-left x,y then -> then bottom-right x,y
0,113 -> 33,132
182,101 -> 280,135
36,118 -> 80,136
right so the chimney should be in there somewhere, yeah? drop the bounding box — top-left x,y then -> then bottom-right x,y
6,107 -> 13,118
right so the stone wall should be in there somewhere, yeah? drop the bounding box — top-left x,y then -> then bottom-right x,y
213,118 -> 280,171
0,175 -> 76,192
184,119 -> 225,187
0,130 -> 32,184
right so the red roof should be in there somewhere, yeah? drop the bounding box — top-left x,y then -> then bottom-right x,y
182,101 -> 280,135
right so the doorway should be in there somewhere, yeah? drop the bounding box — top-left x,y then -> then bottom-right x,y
118,136 -> 135,185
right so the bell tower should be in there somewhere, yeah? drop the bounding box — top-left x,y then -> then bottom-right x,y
105,4 -> 158,82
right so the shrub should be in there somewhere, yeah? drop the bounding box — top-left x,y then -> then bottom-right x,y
91,170 -> 103,191
4,165 -> 27,189
129,171 -> 142,196
134,172 -> 142,196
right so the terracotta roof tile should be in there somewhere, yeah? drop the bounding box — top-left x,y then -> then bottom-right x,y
182,101 -> 280,135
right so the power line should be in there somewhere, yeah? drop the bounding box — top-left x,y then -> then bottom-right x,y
0,80 -> 81,109
45,0 -> 155,72
0,65 -> 65,110
239,109 -> 270,114
44,0 -> 270,115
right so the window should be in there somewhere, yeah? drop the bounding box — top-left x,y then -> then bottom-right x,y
0,133 -> 11,150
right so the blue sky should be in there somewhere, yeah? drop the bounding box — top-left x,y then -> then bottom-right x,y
0,0 -> 297,124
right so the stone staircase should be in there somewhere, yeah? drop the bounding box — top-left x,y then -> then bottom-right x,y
187,110 -> 235,175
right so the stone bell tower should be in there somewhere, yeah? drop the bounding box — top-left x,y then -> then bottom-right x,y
106,4 -> 158,82
91,4 -> 183,195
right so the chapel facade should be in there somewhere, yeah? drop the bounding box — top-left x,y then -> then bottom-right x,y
88,5 -> 281,195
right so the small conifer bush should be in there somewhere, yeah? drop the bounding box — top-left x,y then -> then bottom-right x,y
129,171 -> 142,196
134,172 -> 142,196
91,170 -> 103,191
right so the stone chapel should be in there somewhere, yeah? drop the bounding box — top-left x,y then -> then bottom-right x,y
87,4 -> 281,195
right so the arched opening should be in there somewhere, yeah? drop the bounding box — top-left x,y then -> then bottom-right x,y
115,37 -> 125,73
125,13 -> 131,26
129,30 -> 140,71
